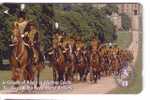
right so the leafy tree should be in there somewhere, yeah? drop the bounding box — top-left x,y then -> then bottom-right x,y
0,3 -> 118,62
0,4 -> 17,66
121,13 -> 131,31
101,4 -> 118,16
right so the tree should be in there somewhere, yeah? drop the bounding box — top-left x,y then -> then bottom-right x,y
0,4 -> 18,66
0,3 -> 117,61
101,4 -> 118,16
121,13 -> 131,31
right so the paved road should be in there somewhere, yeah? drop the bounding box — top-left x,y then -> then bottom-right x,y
66,30 -> 139,94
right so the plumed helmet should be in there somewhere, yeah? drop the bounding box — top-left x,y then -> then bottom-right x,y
17,11 -> 26,19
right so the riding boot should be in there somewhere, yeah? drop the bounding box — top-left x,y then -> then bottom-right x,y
27,47 -> 34,74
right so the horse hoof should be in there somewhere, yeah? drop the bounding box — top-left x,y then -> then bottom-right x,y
14,84 -> 19,87
37,84 -> 40,87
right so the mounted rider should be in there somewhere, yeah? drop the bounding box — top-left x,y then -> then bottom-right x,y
10,11 -> 29,62
12,11 -> 43,64
75,36 -> 84,52
23,21 -> 43,64
14,11 -> 29,35
90,34 -> 99,52
10,11 -> 28,46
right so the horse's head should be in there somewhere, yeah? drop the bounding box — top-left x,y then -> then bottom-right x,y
11,26 -> 22,46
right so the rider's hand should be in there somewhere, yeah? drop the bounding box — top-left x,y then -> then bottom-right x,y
21,34 -> 25,38
24,32 -> 28,36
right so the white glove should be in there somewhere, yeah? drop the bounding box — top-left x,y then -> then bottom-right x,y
24,32 -> 28,35
21,34 -> 25,38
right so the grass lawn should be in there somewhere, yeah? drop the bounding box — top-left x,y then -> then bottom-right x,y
115,31 -> 132,49
0,66 -> 53,90
0,70 -> 11,89
109,32 -> 142,94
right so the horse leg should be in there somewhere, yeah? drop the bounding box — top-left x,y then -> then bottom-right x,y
79,67 -> 85,82
89,68 -> 93,82
79,69 -> 82,81
109,67 -> 112,76
37,70 -> 40,87
58,70 -> 64,86
97,69 -> 101,80
79,70 -> 82,81
65,69 -> 69,82
66,67 -> 72,81
67,66 -> 72,82
83,67 -> 88,82
70,67 -> 74,81
74,67 -> 78,81
93,70 -> 97,83
53,68 -> 57,86
20,68 -> 25,81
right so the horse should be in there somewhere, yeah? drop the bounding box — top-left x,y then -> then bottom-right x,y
63,43 -> 76,82
53,46 -> 66,85
9,27 -> 34,85
48,46 -> 59,83
74,48 -> 87,81
24,21 -> 45,87
31,45 -> 44,87
89,49 -> 100,83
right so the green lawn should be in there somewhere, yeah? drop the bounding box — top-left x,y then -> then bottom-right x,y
0,70 -> 11,89
109,32 -> 142,94
0,66 -> 53,89
115,31 -> 132,49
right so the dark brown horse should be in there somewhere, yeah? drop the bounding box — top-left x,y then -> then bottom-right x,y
63,43 -> 77,81
90,50 -> 100,83
49,46 -> 66,85
48,46 -> 58,82
74,49 -> 87,81
31,47 -> 44,87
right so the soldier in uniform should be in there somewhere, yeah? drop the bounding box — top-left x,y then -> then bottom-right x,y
91,35 -> 99,52
14,11 -> 29,35
57,32 -> 64,48
11,11 -> 29,46
75,36 -> 84,51
24,21 -> 43,63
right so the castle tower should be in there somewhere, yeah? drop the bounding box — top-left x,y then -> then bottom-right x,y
117,4 -> 142,31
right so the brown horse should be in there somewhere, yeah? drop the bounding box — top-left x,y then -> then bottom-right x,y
90,50 -> 100,83
50,46 -> 66,85
31,47 -> 44,87
74,49 -> 87,81
10,27 -> 34,82
10,26 -> 43,87
63,43 -> 77,81
24,21 -> 45,87
48,46 -> 58,82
